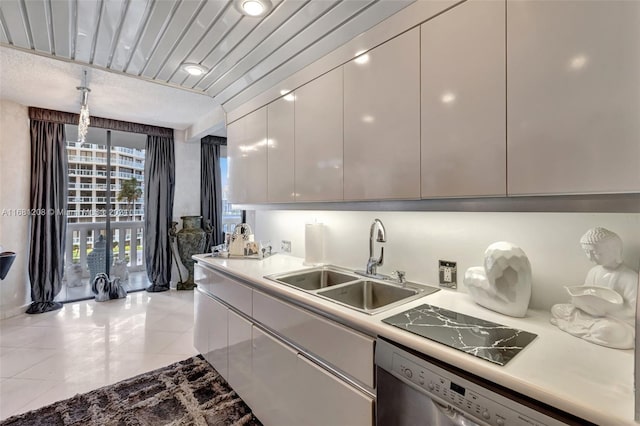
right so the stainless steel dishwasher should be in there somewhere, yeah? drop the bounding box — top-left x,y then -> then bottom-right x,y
376,338 -> 592,426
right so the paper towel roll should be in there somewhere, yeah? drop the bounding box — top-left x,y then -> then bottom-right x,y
304,223 -> 324,265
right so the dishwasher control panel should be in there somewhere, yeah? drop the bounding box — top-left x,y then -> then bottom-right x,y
382,344 -> 567,426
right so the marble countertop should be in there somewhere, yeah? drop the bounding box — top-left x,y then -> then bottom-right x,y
193,253 -> 635,426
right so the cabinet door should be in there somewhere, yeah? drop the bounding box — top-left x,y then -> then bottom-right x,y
251,327 -> 299,425
253,290 -> 375,388
295,68 -> 343,201
421,0 -> 506,198
195,264 -> 252,316
228,311 -> 253,406
295,354 -> 373,426
507,0 -> 640,194
193,290 -> 210,355
227,107 -> 268,203
344,28 -> 421,200
267,95 -> 295,202
206,296 -> 229,380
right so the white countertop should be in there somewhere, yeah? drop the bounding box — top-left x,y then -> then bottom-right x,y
193,253 -> 635,426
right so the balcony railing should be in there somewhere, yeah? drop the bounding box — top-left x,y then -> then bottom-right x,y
68,183 -> 145,192
66,142 -> 144,157
68,155 -> 144,169
66,209 -> 144,217
67,196 -> 143,204
66,221 -> 145,279
68,169 -> 144,180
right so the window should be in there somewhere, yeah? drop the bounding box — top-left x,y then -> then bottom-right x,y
59,127 -> 148,302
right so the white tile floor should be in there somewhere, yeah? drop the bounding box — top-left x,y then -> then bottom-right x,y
0,290 -> 197,420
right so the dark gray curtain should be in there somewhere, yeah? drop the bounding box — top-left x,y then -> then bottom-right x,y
201,136 -> 226,247
26,120 -> 68,314
144,134 -> 175,292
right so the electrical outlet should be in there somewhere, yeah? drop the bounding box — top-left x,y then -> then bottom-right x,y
439,260 -> 457,289
281,240 -> 291,253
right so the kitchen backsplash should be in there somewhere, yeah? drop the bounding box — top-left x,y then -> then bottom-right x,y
251,210 -> 640,312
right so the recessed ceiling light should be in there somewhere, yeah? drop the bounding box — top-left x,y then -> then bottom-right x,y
182,63 -> 207,76
235,0 -> 272,17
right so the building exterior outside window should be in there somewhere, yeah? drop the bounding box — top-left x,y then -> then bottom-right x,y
66,141 -> 145,224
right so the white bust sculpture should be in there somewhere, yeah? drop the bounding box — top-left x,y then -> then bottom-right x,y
464,242 -> 532,317
550,227 -> 638,349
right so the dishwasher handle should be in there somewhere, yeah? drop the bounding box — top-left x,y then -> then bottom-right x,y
432,399 -> 483,426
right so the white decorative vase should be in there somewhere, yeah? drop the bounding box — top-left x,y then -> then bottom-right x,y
464,242 -> 532,318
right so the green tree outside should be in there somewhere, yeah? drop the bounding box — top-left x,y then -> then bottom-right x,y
117,177 -> 142,221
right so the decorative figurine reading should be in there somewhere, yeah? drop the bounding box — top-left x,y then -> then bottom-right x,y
550,227 -> 638,349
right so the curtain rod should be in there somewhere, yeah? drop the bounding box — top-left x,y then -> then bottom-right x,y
28,107 -> 173,138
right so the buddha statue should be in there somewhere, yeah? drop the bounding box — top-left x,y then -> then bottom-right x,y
550,227 -> 638,349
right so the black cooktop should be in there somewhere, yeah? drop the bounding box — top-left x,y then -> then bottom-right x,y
382,304 -> 537,366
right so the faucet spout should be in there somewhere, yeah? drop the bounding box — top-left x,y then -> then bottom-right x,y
366,219 -> 386,276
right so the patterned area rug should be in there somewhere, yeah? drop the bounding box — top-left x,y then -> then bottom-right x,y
1,355 -> 262,426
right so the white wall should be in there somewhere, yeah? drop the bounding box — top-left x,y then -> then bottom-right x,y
254,210 -> 640,312
171,130 -> 201,287
0,100 -> 31,318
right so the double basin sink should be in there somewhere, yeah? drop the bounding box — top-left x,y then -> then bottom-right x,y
265,265 -> 439,315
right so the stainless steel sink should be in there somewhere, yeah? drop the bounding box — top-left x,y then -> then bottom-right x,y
265,265 -> 439,314
317,280 -> 436,314
317,280 -> 414,308
267,266 -> 359,291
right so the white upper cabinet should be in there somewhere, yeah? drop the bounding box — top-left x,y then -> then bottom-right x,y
421,0 -> 506,198
344,28 -> 421,200
294,68 -> 344,201
227,107 -> 268,203
267,96 -> 295,202
507,0 -> 640,195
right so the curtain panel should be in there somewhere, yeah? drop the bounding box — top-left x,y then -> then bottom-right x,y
26,120 -> 68,313
200,136 -> 226,247
28,107 -> 172,138
144,134 -> 175,292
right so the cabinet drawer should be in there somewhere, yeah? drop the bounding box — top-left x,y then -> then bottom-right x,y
296,354 -> 373,426
253,290 -> 375,388
195,264 -> 252,315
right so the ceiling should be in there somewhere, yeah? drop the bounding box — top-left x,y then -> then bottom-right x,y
0,0 -> 413,137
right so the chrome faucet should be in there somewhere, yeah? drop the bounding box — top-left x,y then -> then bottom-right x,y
365,218 -> 386,277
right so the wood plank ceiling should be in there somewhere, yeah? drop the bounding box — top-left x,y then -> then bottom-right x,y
0,0 -> 413,114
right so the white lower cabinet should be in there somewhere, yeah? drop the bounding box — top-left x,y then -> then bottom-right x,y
194,266 -> 375,426
251,327 -> 300,425
194,290 -> 228,380
227,311 -> 253,402
193,289 -> 209,356
296,354 -> 373,426
253,289 -> 375,388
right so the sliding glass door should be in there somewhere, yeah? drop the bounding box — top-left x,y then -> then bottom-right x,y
57,127 -> 148,302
